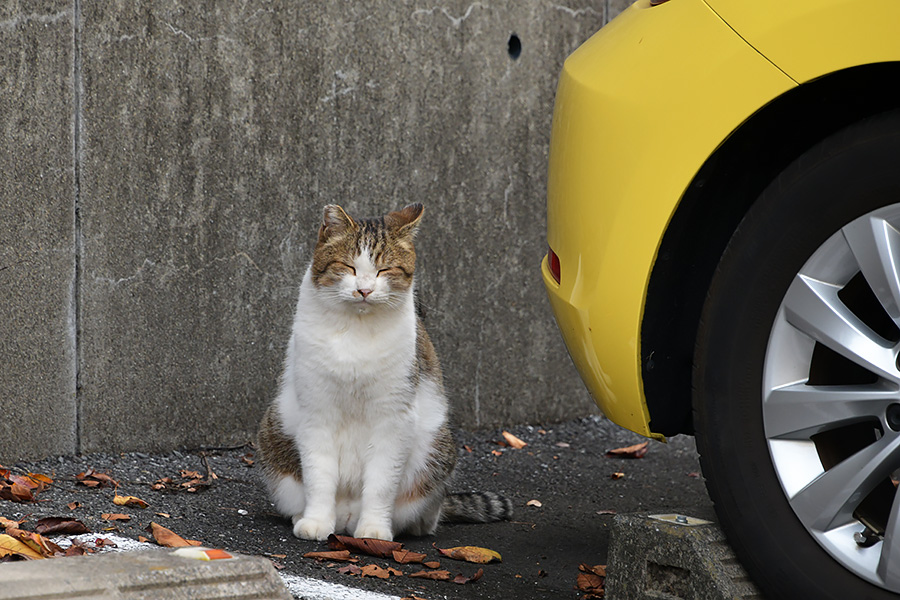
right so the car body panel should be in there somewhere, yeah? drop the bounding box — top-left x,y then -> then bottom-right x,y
543,0 -> 900,438
706,0 -> 900,84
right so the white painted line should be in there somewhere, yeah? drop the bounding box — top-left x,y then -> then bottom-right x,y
279,573 -> 402,600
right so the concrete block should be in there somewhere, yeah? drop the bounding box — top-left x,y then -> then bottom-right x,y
76,0 -> 605,454
605,513 -> 763,600
0,1 -> 77,461
0,549 -> 291,599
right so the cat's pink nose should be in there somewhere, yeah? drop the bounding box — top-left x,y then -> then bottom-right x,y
358,288 -> 373,299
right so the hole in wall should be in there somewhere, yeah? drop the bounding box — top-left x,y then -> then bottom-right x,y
507,34 -> 521,60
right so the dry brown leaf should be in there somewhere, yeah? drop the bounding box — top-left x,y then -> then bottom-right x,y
577,564 -> 606,597
303,550 -> 358,562
423,560 -> 441,569
610,472 -> 625,480
490,450 -> 503,457
392,548 -> 428,564
452,568 -> 484,585
75,470 -> 118,488
0,517 -> 23,530
435,545 -> 501,564
327,534 -> 403,558
526,499 -> 542,508
501,431 -> 527,449
360,564 -> 393,579
34,517 -> 90,535
113,492 -> 149,509
338,564 -> 363,576
409,569 -> 451,581
0,483 -> 35,503
67,502 -> 81,511
147,522 -> 201,548
605,441 -> 649,459
102,513 -> 131,522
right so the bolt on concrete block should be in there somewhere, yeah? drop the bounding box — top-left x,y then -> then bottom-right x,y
0,549 -> 291,600
605,513 -> 763,600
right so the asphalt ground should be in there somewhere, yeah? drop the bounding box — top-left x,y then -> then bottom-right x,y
2,415 -> 715,599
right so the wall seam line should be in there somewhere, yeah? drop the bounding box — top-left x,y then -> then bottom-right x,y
73,0 -> 83,454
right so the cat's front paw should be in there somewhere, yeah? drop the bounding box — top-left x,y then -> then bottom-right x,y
353,520 -> 393,541
293,517 -> 335,541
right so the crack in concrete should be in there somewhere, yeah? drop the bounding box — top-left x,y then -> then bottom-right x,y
0,9 -> 72,31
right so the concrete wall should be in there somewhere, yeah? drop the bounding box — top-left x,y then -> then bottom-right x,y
1,0 -> 631,462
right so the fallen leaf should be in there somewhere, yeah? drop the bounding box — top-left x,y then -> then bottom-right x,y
240,453 -> 255,466
94,538 -> 118,549
114,492 -> 149,509
452,568 -> 484,585
34,517 -> 90,535
155,512 -> 171,518
577,563 -> 607,596
423,560 -> 441,569
76,470 -> 118,488
338,564 -> 362,576
605,441 -> 649,459
490,450 -> 503,457
435,545 -> 501,564
610,472 -> 625,480
0,533 -> 44,559
393,549 -> 428,564
138,536 -> 150,543
0,517 -> 23,530
102,514 -> 131,522
303,550 -> 358,562
180,470 -> 202,479
67,502 -> 81,511
526,499 -> 542,508
409,569 -> 451,581
327,534 -> 403,558
501,431 -> 527,449
0,483 -> 34,503
360,564 -> 393,579
463,445 -> 473,453
596,509 -> 617,516
26,473 -> 53,486
147,522 -> 202,548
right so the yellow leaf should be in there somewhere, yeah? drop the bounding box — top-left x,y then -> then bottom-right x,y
114,492 -> 149,508
436,545 -> 502,564
0,533 -> 44,560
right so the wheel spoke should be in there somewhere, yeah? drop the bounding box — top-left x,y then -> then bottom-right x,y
790,433 -> 900,532
878,486 -> 900,588
765,383 -> 897,439
783,274 -> 899,381
843,215 -> 900,324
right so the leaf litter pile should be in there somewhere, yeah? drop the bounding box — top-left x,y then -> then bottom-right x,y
0,419 -> 708,599
301,534 -> 489,586
0,454 -> 219,562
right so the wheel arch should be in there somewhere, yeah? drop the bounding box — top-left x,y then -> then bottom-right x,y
641,61 -> 900,437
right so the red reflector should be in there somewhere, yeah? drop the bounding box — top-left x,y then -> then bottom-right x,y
548,248 -> 561,284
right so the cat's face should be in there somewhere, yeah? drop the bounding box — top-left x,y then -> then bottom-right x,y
311,204 -> 423,313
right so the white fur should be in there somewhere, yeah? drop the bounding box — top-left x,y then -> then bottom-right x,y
271,253 -> 448,541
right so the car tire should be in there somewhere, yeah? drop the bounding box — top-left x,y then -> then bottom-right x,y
694,109 -> 900,599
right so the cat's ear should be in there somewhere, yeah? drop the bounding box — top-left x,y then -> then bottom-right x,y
319,204 -> 355,242
385,203 -> 424,238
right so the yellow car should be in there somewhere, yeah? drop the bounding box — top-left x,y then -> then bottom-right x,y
541,0 -> 900,598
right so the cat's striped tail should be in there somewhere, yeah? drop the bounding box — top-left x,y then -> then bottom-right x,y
440,492 -> 514,524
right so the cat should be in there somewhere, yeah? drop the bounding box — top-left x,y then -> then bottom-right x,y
257,203 -> 512,542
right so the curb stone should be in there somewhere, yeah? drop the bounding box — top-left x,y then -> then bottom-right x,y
605,513 -> 763,600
